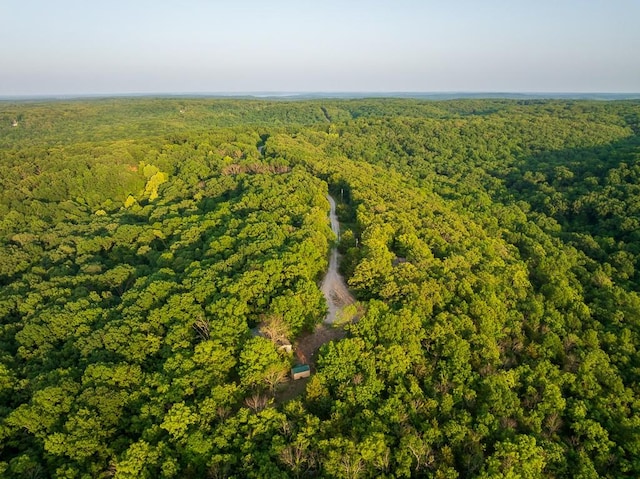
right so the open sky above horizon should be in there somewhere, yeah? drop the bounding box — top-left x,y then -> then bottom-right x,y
1,0 -> 639,96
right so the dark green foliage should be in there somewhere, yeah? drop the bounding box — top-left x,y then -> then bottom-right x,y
1,97 -> 639,478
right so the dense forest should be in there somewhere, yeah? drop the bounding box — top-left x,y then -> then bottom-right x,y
0,97 -> 639,478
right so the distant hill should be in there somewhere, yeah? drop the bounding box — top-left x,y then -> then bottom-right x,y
2,91 -> 639,101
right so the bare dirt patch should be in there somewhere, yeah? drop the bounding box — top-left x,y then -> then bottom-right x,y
294,323 -> 346,367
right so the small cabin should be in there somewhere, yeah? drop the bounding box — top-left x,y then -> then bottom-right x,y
291,364 -> 311,380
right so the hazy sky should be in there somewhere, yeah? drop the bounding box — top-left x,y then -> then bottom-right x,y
1,0 -> 638,95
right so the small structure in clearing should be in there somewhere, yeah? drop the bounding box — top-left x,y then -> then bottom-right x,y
251,323 -> 292,355
278,343 -> 293,354
291,364 -> 311,380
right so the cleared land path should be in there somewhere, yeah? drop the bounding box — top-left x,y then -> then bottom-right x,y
294,194 -> 355,364
295,195 -> 355,360
320,194 -> 355,323
276,194 -> 356,402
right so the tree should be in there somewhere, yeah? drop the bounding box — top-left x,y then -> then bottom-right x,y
238,337 -> 288,391
478,435 -> 546,479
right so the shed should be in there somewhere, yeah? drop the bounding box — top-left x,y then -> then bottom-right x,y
291,364 -> 311,380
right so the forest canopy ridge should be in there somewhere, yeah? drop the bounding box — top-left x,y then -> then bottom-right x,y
0,98 -> 639,478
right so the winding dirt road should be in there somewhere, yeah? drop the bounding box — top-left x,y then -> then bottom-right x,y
277,194 -> 356,402
320,195 -> 355,323
291,195 -> 355,365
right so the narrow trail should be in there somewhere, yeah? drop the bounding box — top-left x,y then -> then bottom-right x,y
291,195 -> 355,366
320,106 -> 332,123
321,195 -> 355,324
253,127 -> 354,402
276,194 -> 356,403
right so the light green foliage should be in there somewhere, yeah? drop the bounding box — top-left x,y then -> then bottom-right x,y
124,195 -> 137,208
479,435 -> 546,478
115,441 -> 160,479
144,170 -> 167,201
239,337 -> 288,390
161,402 -> 198,440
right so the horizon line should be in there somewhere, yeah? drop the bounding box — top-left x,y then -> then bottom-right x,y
1,91 -> 640,101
